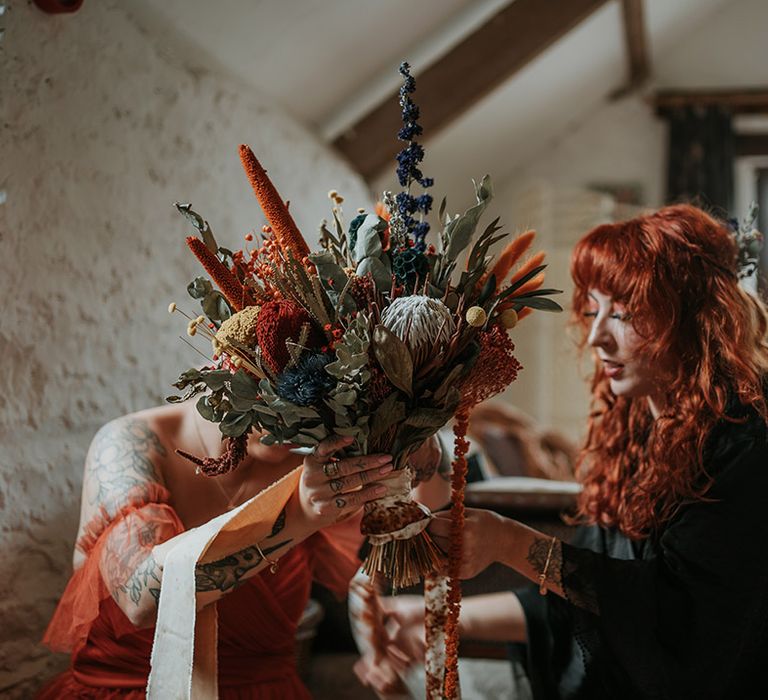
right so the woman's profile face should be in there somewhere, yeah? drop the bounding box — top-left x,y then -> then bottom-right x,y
584,289 -> 668,405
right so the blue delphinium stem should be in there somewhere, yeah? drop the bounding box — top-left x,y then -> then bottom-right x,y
396,62 -> 434,252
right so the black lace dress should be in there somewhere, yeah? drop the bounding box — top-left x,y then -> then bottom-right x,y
514,408 -> 768,700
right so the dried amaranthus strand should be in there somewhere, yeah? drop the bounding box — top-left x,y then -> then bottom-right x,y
239,145 -> 311,260
443,403 -> 471,700
175,431 -> 251,477
186,236 -> 254,311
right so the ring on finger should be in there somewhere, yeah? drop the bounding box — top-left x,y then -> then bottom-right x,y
323,461 -> 340,478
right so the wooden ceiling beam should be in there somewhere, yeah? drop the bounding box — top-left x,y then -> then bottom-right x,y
654,89 -> 768,115
610,0 -> 650,100
333,0 -> 610,181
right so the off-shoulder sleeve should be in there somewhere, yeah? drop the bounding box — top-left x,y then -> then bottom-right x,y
42,483 -> 184,654
558,425 -> 768,698
306,512 -> 364,599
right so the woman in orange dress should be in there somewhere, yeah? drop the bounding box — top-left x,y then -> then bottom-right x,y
39,398 -> 444,698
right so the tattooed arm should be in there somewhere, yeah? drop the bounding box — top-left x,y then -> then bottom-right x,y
80,417 -> 296,627
81,422 -> 396,628
191,505 -> 292,596
152,434 -> 396,620
76,417 -> 173,627
429,508 -> 567,599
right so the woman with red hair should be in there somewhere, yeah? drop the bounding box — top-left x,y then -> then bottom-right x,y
382,204 -> 768,699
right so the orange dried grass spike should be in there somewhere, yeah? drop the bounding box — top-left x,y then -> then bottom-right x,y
508,250 -> 546,286
480,230 -> 535,291
186,236 -> 253,311
239,145 -> 310,260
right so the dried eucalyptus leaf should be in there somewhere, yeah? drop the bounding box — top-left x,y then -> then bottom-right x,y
300,424 -> 329,441
331,389 -> 357,406
201,369 -> 231,391
175,202 -> 218,253
309,252 -> 349,293
172,367 -> 204,389
356,256 -> 392,292
166,381 -> 205,403
196,395 -> 225,422
444,175 -> 493,261
202,228 -> 218,255
333,426 -> 360,437
229,393 -> 259,413
290,432 -> 318,447
231,369 -> 260,399
188,276 -> 213,300
202,291 -> 232,321
352,214 -> 385,262
220,411 -> 253,437
251,404 -> 279,417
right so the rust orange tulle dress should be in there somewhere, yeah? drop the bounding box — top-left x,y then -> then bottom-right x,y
39,483 -> 362,699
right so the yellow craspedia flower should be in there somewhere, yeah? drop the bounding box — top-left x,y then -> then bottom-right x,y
465,306 -> 486,327
500,308 -> 518,329
213,305 -> 261,353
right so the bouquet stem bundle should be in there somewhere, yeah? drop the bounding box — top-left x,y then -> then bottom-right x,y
361,505 -> 444,589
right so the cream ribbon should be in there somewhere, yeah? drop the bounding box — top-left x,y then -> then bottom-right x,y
146,466 -> 302,700
364,467 -> 433,545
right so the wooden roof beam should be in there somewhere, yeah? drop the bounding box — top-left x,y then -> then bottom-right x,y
610,0 -> 650,99
333,0 -> 610,181
653,89 -> 768,115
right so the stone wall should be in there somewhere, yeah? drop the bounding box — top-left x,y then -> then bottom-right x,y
0,2 -> 369,695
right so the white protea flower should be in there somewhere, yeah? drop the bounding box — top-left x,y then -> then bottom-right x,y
380,295 -> 456,368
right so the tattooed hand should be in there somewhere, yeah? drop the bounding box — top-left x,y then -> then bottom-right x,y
298,435 -> 395,528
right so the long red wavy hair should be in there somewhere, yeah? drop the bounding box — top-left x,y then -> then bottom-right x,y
570,204 -> 768,539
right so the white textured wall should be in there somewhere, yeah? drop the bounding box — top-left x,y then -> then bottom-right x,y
0,1 -> 369,695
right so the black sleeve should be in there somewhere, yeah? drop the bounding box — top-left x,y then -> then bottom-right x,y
560,429 -> 768,699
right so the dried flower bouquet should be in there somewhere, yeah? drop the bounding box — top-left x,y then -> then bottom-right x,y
167,63 -> 562,593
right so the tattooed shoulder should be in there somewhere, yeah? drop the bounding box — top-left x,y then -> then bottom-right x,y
84,417 -> 167,511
